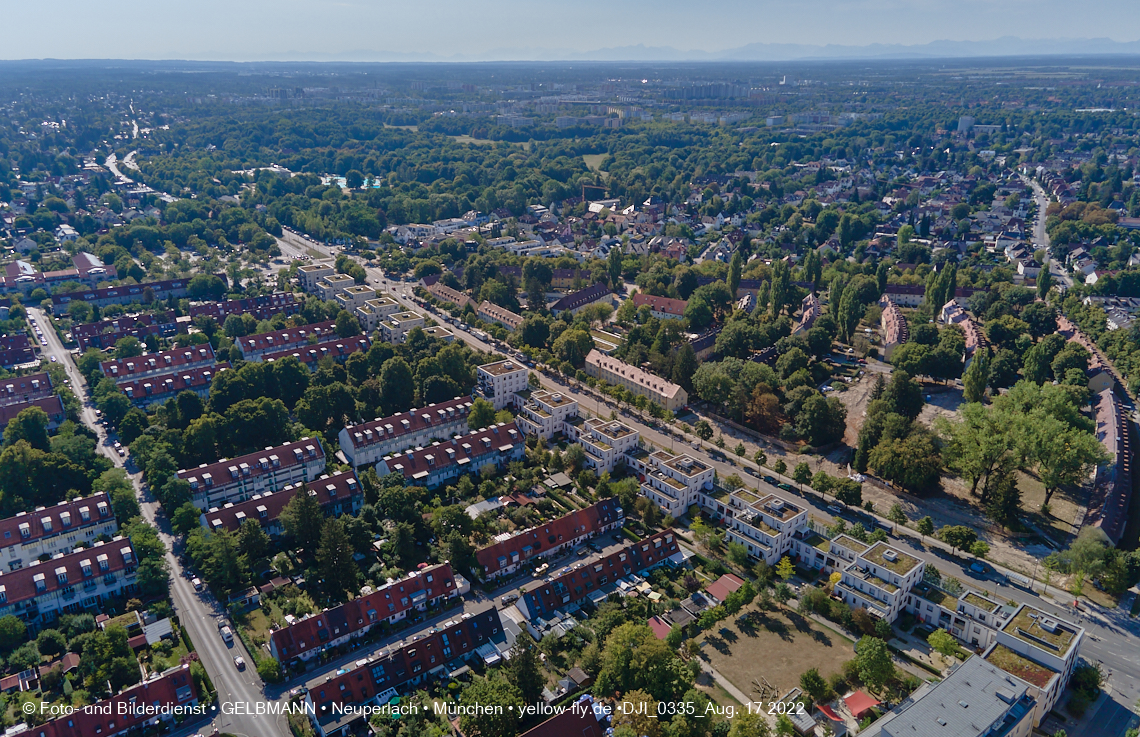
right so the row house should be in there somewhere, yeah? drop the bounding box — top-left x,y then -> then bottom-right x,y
475,499 -> 624,580
188,292 -> 301,322
0,493 -> 117,571
335,285 -> 376,312
101,344 -> 216,383
550,283 -> 610,316
374,423 -> 525,489
0,537 -> 138,628
0,372 -> 51,407
272,563 -> 461,665
477,300 -> 524,330
263,337 -> 370,370
518,529 -> 679,621
631,293 -> 688,320
236,320 -> 337,360
379,311 -> 425,344
722,490 -> 808,566
201,470 -> 364,536
879,296 -> 909,361
835,542 -> 924,623
120,363 -> 229,408
339,396 -> 474,469
72,311 -> 179,350
1086,388 -> 1133,545
177,438 -> 326,511
793,530 -> 872,575
627,449 -> 713,518
476,359 -> 528,410
0,396 -> 67,441
908,581 -> 1009,650
982,604 -> 1084,728
0,336 -> 35,369
354,296 -> 402,333
27,663 -> 199,737
297,263 -> 335,293
551,268 -> 591,290
565,417 -> 639,475
515,390 -> 579,440
584,349 -> 688,412
303,609 -> 503,737
50,277 -> 192,312
425,281 -> 476,310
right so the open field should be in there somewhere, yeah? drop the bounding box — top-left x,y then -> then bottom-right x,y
699,606 -> 852,702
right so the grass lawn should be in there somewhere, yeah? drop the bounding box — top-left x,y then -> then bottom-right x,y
695,671 -> 743,709
582,154 -> 608,174
699,606 -> 852,702
449,135 -> 497,146
1017,471 -> 1083,545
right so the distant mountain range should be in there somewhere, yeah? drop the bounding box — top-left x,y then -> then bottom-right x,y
271,37 -> 1140,64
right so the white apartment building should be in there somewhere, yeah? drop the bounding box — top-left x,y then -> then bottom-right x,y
515,390 -> 578,440
908,581 -> 1009,650
379,311 -> 425,344
298,264 -> 335,292
584,349 -> 688,412
836,541 -> 925,623
355,296 -> 402,333
627,449 -> 714,518
1,494 -> 118,571
723,490 -> 809,566
568,417 -> 640,475
177,438 -> 326,510
0,537 -> 138,628
339,396 -> 474,469
476,359 -> 528,410
317,273 -> 357,302
335,285 -> 376,312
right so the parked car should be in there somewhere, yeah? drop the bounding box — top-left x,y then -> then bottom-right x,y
233,656 -> 245,670
763,475 -> 777,485
500,593 -> 519,606
220,626 -> 234,644
576,547 -> 589,557
969,562 -> 990,576
192,578 -> 203,591
827,504 -> 844,515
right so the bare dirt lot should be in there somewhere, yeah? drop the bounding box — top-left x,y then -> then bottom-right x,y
699,606 -> 852,703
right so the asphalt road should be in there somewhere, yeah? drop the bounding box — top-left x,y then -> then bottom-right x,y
29,307 -> 289,737
1025,176 -> 1073,289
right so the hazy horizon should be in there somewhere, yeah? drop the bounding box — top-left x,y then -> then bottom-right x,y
6,0 -> 1140,62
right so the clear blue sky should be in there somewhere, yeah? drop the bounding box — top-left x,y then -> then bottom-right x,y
7,0 -> 1140,60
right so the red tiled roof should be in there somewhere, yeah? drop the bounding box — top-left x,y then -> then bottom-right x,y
519,701 -> 606,737
632,292 -> 688,317
273,563 -> 459,662
0,537 -> 135,607
203,471 -> 361,533
343,396 -> 474,451
119,363 -> 229,403
382,423 -> 523,482
177,437 -> 324,490
647,615 -> 672,640
0,493 -> 113,549
188,292 -> 301,322
33,664 -> 197,737
262,337 -> 370,366
100,344 -> 215,382
0,395 -> 65,429
551,283 -> 610,312
705,573 -> 745,604
0,372 -> 53,406
237,320 -> 337,356
475,499 -> 623,576
51,277 -> 191,307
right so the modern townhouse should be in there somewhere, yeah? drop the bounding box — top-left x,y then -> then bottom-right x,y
0,493 -> 117,571
100,344 -> 216,383
722,490 -> 809,566
373,423 -> 525,489
26,663 -> 199,737
188,292 -> 301,323
0,537 -> 138,629
304,609 -> 504,737
908,581 -> 1010,650
565,417 -> 639,475
584,349 -> 688,412
316,273 -> 357,301
982,604 -> 1085,728
235,320 -> 337,360
177,438 -> 326,510
835,541 -> 924,623
476,359 -> 528,410
297,263 -> 335,292
517,530 -> 680,621
262,337 -> 371,370
335,285 -> 376,312
379,311 -> 425,344
861,655 -> 1036,737
515,389 -> 579,440
627,449 -> 713,518
119,362 -> 229,408
477,300 -> 524,330
201,470 -> 363,536
474,499 -> 624,580
339,396 -> 474,469
270,563 -> 461,667
354,296 -> 402,333
0,372 -> 52,406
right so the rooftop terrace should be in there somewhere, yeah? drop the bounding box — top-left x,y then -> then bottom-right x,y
863,542 -> 921,576
1002,606 -> 1079,654
986,643 -> 1056,688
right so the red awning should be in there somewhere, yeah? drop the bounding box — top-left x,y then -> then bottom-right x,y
818,704 -> 842,721
844,691 -> 881,718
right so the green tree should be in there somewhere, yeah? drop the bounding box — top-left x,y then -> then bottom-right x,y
459,676 -> 522,737
855,636 -> 895,693
916,516 -> 934,540
774,459 -> 787,476
2,406 -> 50,451
608,245 -> 623,289
316,518 -> 359,601
727,250 -> 742,299
506,636 -> 544,706
887,504 -> 907,531
257,657 -> 282,683
776,556 -> 795,581
379,357 -> 414,415
238,519 -> 271,563
468,397 -> 497,430
800,667 -> 831,705
280,484 -> 325,550
171,502 -> 202,535
334,309 -> 362,338
985,472 -> 1022,530
927,628 -> 959,658
938,525 -> 978,555
693,420 -> 713,441
793,462 -> 812,494
963,350 -> 990,403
